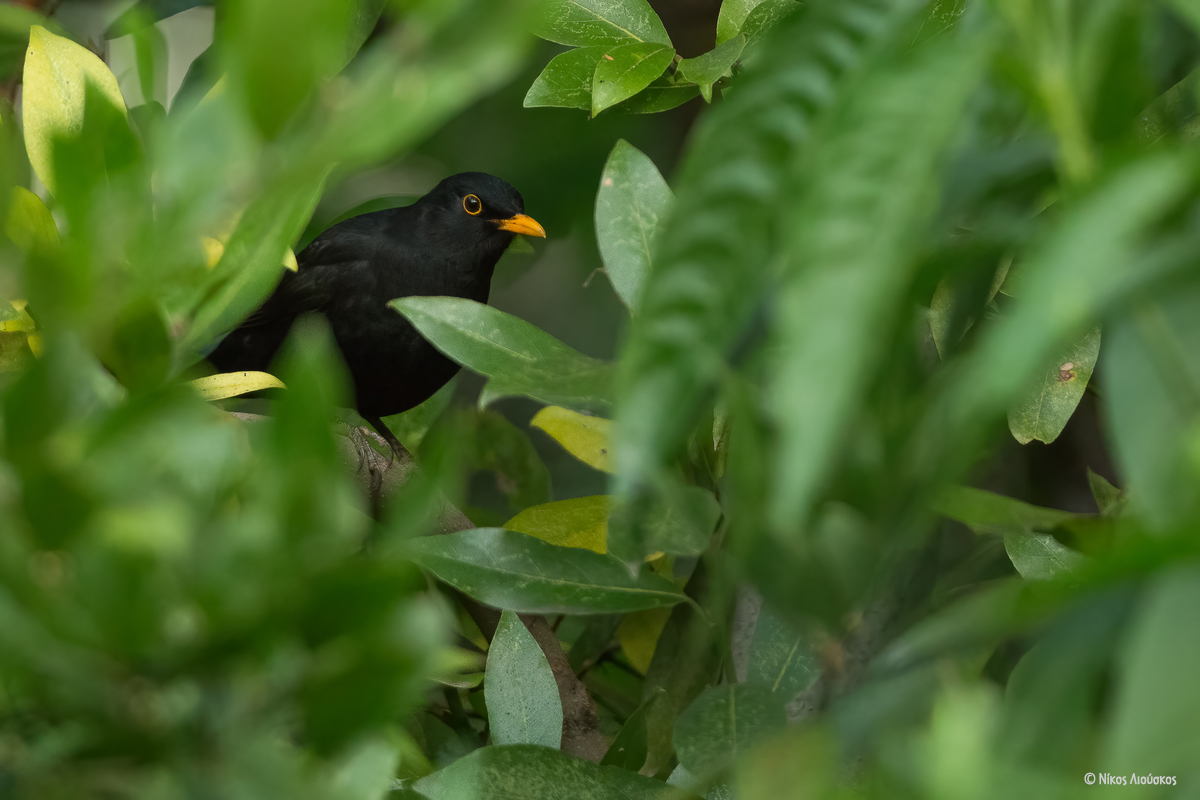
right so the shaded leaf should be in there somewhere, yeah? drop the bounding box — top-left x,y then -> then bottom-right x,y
191,371 -> 285,401
747,604 -> 818,698
1002,530 -> 1085,581
524,46 -> 605,110
601,688 -> 664,770
504,496 -> 612,554
414,744 -> 696,799
613,76 -> 700,114
592,42 -> 676,117
5,186 -> 59,253
1087,468 -> 1124,517
933,486 -> 1078,535
532,0 -> 672,48
674,684 -> 785,774
1007,327 -> 1101,444
530,405 -> 615,473
404,529 -> 689,614
105,0 -> 211,38
595,139 -> 673,310
678,36 -> 744,103
22,25 -> 127,194
485,611 -> 563,748
1104,567 -> 1200,777
390,296 -> 614,412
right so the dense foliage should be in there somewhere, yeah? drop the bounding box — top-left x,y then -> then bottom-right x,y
1,0 -> 1199,797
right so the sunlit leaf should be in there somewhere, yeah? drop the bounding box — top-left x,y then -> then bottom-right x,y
190,370 -> 285,401
485,610 -> 563,748
1007,327 -> 1100,444
617,607 -> 671,673
405,528 -> 690,614
504,496 -> 612,554
5,186 -> 58,252
532,0 -> 672,47
390,296 -> 614,412
595,139 -> 673,310
591,42 -> 675,116
22,25 -> 127,194
530,405 -> 614,473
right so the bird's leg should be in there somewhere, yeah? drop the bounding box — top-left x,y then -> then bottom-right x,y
363,415 -> 409,469
344,423 -> 376,474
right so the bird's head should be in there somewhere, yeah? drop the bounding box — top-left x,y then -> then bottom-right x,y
423,173 -> 546,249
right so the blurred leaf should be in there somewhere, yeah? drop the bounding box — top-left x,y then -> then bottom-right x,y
595,139 -> 673,310
524,46 -> 605,110
532,0 -> 672,47
485,610 -> 563,748
414,743 -> 697,799
1105,567 -> 1200,776
617,607 -> 671,673
601,688 -> 663,770
1104,286 -> 1200,530
767,25 -> 990,530
383,378 -> 456,452
105,0 -> 211,38
747,604 -> 818,698
0,7 -> 67,79
1087,468 -> 1124,517
614,0 -> 926,496
225,0 -> 355,139
1002,530 -> 1085,581
673,684 -> 785,775
22,25 -> 127,195
530,405 -> 614,473
467,409 -> 553,514
390,297 -> 614,412
1007,327 -> 1101,444
592,43 -> 676,117
190,370 -> 285,401
933,486 -> 1078,535
5,186 -> 58,252
716,0 -> 773,45
504,495 -> 612,553
330,736 -> 402,800
678,36 -> 744,103
404,529 -> 690,614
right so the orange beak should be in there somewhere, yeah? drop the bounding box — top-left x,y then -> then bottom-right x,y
493,213 -> 546,238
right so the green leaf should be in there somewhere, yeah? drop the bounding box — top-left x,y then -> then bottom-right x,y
414,744 -> 697,799
404,529 -> 690,614
1087,468 -> 1124,517
601,688 -> 663,770
5,186 -> 58,253
532,0 -> 672,48
504,496 -> 613,554
595,139 -> 673,310
612,76 -> 700,114
932,486 -> 1078,536
524,47 -> 605,110
1002,530 -> 1085,582
389,297 -> 614,412
22,25 -> 127,195
104,0 -> 211,38
641,484 -> 721,558
485,611 -> 563,748
740,0 -> 801,42
0,7 -> 67,79
382,379 -> 456,452
329,736 -> 402,800
614,0 -> 927,497
747,604 -> 818,698
190,370 -> 285,401
1105,567 -> 1200,776
1104,285 -> 1200,530
678,36 -> 744,103
1007,327 -> 1101,444
591,42 -> 676,117
673,684 -> 785,774
530,405 -> 615,473
766,25 -> 991,531
715,0 -> 772,45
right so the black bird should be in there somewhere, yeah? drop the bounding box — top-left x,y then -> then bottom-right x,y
208,172 -> 545,456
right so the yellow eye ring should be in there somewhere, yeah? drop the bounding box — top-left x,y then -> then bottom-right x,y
463,194 -> 482,215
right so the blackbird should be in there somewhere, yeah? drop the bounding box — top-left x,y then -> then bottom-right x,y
208,172 -> 545,456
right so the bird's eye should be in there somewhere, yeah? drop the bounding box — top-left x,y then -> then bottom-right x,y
463,194 -> 482,215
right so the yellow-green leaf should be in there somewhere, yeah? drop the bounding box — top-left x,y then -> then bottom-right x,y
22,25 -> 127,194
191,370 -> 285,401
504,495 -> 613,553
530,405 -> 614,473
617,606 -> 671,673
5,186 -> 58,252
